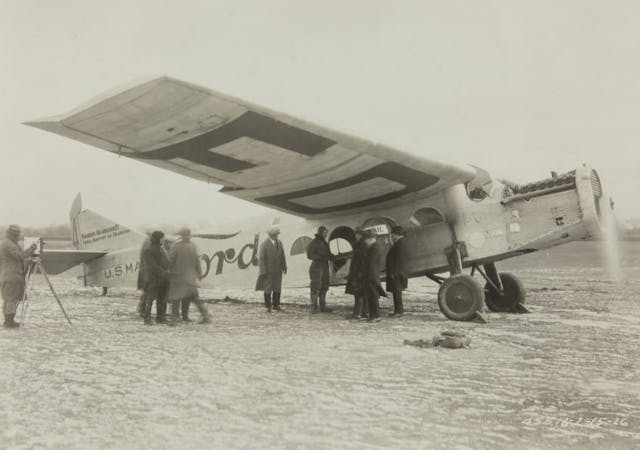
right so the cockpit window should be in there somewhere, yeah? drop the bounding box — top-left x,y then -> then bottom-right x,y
409,207 -> 444,227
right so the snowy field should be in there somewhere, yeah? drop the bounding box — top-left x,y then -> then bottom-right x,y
1,241 -> 639,450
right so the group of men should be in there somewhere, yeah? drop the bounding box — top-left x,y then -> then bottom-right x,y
255,224 -> 409,322
0,222 -> 409,329
345,226 -> 409,321
136,228 -> 210,325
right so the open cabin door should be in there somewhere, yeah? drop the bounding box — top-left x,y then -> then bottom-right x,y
328,226 -> 355,284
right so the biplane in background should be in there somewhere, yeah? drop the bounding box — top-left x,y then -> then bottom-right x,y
27,77 -> 614,321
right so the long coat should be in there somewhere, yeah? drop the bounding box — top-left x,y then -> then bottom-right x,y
362,242 -> 386,298
0,239 -> 29,286
345,239 -> 366,296
0,239 -> 33,311
142,242 -> 170,292
306,235 -> 331,292
168,240 -> 202,301
137,239 -> 150,290
385,237 -> 409,293
255,238 -> 287,294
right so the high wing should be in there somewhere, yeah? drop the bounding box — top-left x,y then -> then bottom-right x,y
26,77 -> 478,218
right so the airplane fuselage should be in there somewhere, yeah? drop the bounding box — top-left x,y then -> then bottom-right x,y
80,166 -> 610,293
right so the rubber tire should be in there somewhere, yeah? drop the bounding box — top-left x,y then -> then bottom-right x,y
438,274 -> 485,321
484,272 -> 525,312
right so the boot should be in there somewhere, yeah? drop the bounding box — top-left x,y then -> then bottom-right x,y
272,292 -> 283,312
181,299 -> 192,322
144,298 -> 154,325
264,292 -> 272,313
195,299 -> 211,324
352,296 -> 363,318
319,291 -> 331,313
390,291 -> 404,316
3,314 -> 19,329
137,293 -> 146,318
155,300 -> 168,323
310,293 -> 318,313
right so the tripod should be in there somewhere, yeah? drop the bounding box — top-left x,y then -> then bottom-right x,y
18,256 -> 72,328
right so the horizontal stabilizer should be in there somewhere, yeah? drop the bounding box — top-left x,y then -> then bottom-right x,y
40,249 -> 106,275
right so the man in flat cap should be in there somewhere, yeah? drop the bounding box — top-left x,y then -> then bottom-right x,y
168,227 -> 210,324
306,226 -> 333,313
0,225 -> 37,328
385,225 -> 409,316
346,227 -> 367,319
255,226 -> 287,312
142,230 -> 170,325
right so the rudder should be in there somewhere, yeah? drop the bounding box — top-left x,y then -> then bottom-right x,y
69,193 -> 145,251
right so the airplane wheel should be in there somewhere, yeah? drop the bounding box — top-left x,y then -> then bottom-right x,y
438,275 -> 485,321
484,272 -> 525,312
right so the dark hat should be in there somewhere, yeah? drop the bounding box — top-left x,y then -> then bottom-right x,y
6,224 -> 21,237
177,227 -> 191,237
150,230 -> 165,243
317,226 -> 328,235
362,229 -> 377,239
391,225 -> 406,236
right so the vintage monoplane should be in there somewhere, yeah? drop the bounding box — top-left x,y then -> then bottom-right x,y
26,77 -> 614,321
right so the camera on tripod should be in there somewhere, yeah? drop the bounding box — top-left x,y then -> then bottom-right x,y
18,237 -> 72,328
26,237 -> 44,261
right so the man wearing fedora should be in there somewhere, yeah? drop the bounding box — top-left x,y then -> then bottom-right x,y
362,229 -> 385,322
346,227 -> 367,319
385,225 -> 409,316
0,225 -> 37,328
142,230 -> 170,325
255,226 -> 287,312
168,227 -> 211,324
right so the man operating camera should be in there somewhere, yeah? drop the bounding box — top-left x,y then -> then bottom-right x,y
0,225 -> 37,328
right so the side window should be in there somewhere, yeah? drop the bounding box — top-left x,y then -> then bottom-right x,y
409,207 -> 444,227
290,236 -> 312,256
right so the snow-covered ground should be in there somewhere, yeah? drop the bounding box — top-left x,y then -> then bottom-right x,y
1,241 -> 639,449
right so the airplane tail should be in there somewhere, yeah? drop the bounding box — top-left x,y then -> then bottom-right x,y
69,193 -> 145,251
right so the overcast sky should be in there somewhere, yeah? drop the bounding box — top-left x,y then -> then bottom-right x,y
1,0 -> 638,228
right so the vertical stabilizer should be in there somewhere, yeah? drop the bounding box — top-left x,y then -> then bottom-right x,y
69,193 -> 145,251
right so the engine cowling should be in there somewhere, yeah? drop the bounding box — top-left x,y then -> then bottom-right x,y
575,166 -> 613,239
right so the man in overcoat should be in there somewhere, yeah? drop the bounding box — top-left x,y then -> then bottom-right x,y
168,227 -> 210,324
385,225 -> 409,316
362,229 -> 385,322
136,234 -> 150,317
345,227 -> 367,319
255,226 -> 287,312
306,226 -> 332,313
0,225 -> 37,328
142,230 -> 170,325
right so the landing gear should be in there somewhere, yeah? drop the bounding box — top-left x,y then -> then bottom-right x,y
435,243 -> 487,322
481,265 -> 527,313
437,274 -> 485,321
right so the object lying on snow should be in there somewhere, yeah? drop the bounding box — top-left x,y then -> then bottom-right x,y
404,330 -> 471,349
